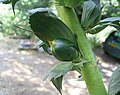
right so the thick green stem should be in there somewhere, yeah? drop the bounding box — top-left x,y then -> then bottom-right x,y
54,1 -> 107,95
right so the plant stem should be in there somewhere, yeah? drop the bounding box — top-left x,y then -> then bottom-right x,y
54,1 -> 107,95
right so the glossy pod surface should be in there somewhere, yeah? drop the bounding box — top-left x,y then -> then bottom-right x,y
51,39 -> 79,61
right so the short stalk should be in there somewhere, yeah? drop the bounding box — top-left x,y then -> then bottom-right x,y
54,1 -> 107,95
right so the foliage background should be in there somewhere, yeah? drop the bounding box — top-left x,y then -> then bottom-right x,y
0,0 -> 119,47
0,0 -> 52,36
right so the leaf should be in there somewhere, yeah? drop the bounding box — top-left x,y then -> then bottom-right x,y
0,0 -> 20,14
88,24 -> 107,34
44,60 -> 88,94
91,0 -> 100,6
51,76 -> 63,95
12,0 -> 20,14
29,9 -> 76,45
109,23 -> 120,30
44,62 -> 73,80
44,62 -> 73,94
81,0 -> 96,28
100,17 -> 120,23
40,42 -> 52,55
72,59 -> 89,73
81,0 -> 101,29
60,0 -> 80,8
87,22 -> 117,34
108,66 -> 120,95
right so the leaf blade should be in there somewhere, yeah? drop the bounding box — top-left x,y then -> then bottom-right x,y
12,0 -> 20,14
44,62 -> 73,80
29,10 -> 76,45
108,66 -> 120,95
51,76 -> 63,95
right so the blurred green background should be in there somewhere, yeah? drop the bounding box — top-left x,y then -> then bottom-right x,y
0,0 -> 119,48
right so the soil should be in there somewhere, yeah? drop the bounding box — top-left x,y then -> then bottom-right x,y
0,37 -> 120,95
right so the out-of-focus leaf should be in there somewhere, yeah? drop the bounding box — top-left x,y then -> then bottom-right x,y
81,0 -> 96,28
108,66 -> 120,95
99,17 -> 120,30
60,0 -> 81,8
87,24 -> 107,34
87,22 -> 119,34
109,23 -> 120,30
51,76 -> 63,95
12,0 -> 20,14
1,0 -> 12,4
0,0 -> 20,14
100,17 -> 120,23
115,91 -> 120,95
81,0 -> 101,29
29,9 -> 76,45
91,0 -> 100,6
79,0 -> 84,4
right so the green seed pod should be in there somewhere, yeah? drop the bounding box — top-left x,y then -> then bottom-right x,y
50,38 -> 79,61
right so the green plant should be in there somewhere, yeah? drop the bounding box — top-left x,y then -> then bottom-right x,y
1,0 -> 120,95
0,0 -> 52,36
101,0 -> 120,17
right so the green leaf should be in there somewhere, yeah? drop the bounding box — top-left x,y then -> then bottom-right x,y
87,23 -> 117,34
108,66 -> 120,95
91,0 -> 100,6
12,0 -> 20,14
44,60 -> 87,80
87,24 -> 107,34
44,62 -> 73,94
100,17 -> 120,30
81,0 -> 101,29
60,0 -> 81,8
44,60 -> 88,94
81,0 -> 96,28
44,62 -> 73,80
51,76 -> 63,95
39,42 -> 52,55
109,23 -> 120,30
29,9 -> 76,45
100,17 -> 120,23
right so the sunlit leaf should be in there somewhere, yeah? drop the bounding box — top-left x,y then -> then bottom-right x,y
99,17 -> 120,30
108,66 -> 120,95
100,17 -> 120,23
